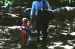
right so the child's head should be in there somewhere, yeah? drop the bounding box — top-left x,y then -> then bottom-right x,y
22,18 -> 28,23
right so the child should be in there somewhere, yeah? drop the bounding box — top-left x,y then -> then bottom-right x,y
20,17 -> 30,47
21,17 -> 37,49
26,24 -> 38,49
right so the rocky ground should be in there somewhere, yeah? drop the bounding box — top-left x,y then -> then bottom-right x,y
0,25 -> 74,49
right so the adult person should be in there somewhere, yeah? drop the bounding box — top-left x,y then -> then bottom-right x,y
30,0 -> 52,49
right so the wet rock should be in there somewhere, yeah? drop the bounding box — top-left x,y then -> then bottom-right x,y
54,46 -> 64,49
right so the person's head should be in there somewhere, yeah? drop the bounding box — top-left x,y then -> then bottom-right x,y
22,18 -> 28,23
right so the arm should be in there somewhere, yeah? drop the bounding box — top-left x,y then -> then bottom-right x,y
47,1 -> 52,11
30,2 -> 35,19
20,25 -> 26,33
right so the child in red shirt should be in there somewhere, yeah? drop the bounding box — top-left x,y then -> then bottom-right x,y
20,18 -> 30,47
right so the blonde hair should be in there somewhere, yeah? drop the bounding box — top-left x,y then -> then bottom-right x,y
22,18 -> 28,23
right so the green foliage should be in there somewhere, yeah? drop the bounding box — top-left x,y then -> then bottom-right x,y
4,0 -> 13,6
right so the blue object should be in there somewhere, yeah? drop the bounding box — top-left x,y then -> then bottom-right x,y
28,28 -> 37,37
30,0 -> 52,19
